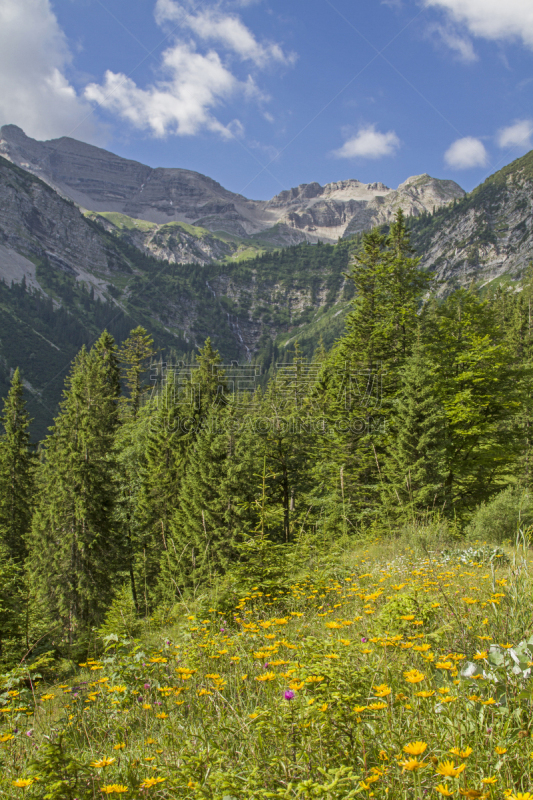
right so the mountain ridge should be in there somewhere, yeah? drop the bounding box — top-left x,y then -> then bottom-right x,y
0,124 -> 465,250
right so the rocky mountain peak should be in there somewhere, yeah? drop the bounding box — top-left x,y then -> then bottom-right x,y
0,124 -> 465,246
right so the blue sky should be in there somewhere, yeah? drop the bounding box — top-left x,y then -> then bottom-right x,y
1,0 -> 533,199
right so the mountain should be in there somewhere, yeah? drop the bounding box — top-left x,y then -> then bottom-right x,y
2,124 -> 533,439
0,154 -> 355,437
411,151 -> 533,291
0,125 -> 464,251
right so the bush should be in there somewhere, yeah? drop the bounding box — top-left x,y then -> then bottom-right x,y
466,485 -> 533,544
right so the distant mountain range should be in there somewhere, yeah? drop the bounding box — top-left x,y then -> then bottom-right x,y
0,124 -> 464,252
1,123 -> 533,439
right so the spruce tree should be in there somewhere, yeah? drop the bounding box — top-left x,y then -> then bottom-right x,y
136,338 -> 225,604
381,339 -> 448,520
118,326 -> 155,419
164,405 -> 259,594
0,368 -> 33,562
0,540 -> 25,668
424,289 -> 519,515
114,326 -> 155,610
29,332 -> 121,646
319,212 -> 432,523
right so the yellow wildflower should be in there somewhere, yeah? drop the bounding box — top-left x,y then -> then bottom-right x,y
399,757 -> 426,772
403,741 -> 428,756
91,757 -> 116,768
404,669 -> 425,684
436,761 -> 466,778
450,747 -> 473,759
12,779 -> 34,788
140,777 -> 166,789
436,786 -> 454,797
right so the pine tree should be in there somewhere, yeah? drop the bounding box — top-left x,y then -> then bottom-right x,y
118,326 -> 155,419
136,338 -> 225,605
164,406 -> 259,594
424,289 -> 519,515
381,338 -> 448,519
0,540 -> 25,668
29,332 -> 121,646
0,368 -> 33,562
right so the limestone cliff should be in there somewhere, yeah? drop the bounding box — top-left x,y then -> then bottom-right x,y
0,125 -> 464,249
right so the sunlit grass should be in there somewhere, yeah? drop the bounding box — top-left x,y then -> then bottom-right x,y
2,532 -> 533,798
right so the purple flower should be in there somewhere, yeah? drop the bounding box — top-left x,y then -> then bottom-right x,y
144,683 -> 150,689
361,637 -> 368,643
263,663 -> 269,669
284,690 -> 295,701
137,696 -> 143,703
26,730 -> 33,737
220,628 -> 225,633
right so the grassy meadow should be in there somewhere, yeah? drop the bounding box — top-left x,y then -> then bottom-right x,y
2,527 -> 533,800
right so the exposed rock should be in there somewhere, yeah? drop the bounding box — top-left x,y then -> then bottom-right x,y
0,125 -> 465,248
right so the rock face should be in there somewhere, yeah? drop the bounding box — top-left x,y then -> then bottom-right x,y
0,125 -> 465,247
0,155 -> 128,299
411,150 -> 533,292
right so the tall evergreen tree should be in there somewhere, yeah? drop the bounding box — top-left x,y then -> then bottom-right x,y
29,332 -> 121,646
136,338 -> 225,604
0,368 -> 33,562
118,326 -> 156,419
424,289 -> 519,515
381,338 -> 448,519
164,405 -> 259,595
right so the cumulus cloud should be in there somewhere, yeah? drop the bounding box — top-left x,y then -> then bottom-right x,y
85,43 -> 251,138
444,136 -> 488,168
422,0 -> 533,50
332,125 -> 400,159
86,1 -> 291,139
0,0 -> 99,142
155,0 -> 296,67
497,119 -> 533,149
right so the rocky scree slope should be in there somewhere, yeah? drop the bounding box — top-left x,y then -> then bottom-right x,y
0,125 -> 464,251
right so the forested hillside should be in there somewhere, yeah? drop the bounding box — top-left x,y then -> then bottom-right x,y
1,209 -> 531,660
0,155 -> 355,437
2,210 -> 533,797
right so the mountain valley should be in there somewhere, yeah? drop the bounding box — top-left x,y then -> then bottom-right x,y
1,124 -> 533,437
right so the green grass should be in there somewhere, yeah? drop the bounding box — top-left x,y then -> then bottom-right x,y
2,527 -> 533,798
88,212 -> 157,232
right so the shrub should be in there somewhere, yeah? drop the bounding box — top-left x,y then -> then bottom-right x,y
466,486 -> 533,544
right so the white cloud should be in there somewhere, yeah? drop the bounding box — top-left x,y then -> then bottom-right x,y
422,0 -> 533,49
155,0 -> 296,67
333,125 -> 400,159
497,119 -> 533,149
429,24 -> 477,61
86,1 -> 292,139
0,0 -> 99,142
85,43 -> 246,138
444,136 -> 488,168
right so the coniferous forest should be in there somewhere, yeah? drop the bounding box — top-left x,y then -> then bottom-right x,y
3,211 -> 533,797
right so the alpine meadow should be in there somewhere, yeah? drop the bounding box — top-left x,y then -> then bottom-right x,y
2,203 -> 533,798
4,0 -> 533,795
